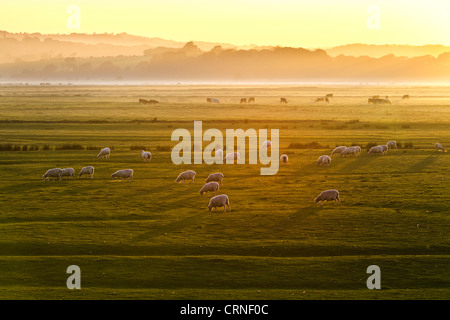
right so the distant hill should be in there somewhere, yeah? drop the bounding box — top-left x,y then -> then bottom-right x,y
327,43 -> 450,58
0,31 -> 449,83
0,31 -> 239,63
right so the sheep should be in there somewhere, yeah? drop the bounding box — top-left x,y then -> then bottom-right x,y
78,166 -> 94,179
280,154 -> 289,164
317,155 -> 331,167
340,147 -> 357,157
350,146 -> 362,156
206,172 -> 224,185
199,182 -> 220,196
314,189 -> 340,205
175,170 -> 196,183
208,194 -> 231,212
111,169 -> 134,181
262,140 -> 271,149
141,150 -> 152,163
387,141 -> 397,150
61,168 -> 75,179
436,143 -> 446,152
331,146 -> 347,157
42,168 -> 63,181
224,152 -> 241,163
377,145 -> 388,154
368,146 -> 384,156
97,147 -> 111,158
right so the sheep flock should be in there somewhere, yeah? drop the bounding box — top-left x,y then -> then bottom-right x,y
41,139 -> 447,210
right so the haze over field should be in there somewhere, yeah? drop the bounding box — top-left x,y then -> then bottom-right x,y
0,0 -> 449,84
1,32 -> 450,83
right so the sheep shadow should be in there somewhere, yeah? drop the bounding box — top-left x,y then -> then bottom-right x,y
406,155 -> 440,173
335,154 -> 377,174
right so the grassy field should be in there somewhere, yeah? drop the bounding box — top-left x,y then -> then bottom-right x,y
0,85 -> 449,299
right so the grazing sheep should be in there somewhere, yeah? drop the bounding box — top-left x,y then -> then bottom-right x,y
317,155 -> 331,167
314,189 -> 340,205
280,97 -> 288,104
368,146 -> 384,156
436,143 -> 446,152
224,152 -> 241,163
61,168 -> 75,179
280,154 -> 289,164
97,147 -> 111,158
387,141 -> 397,150
199,182 -> 220,196
175,170 -> 196,183
240,98 -> 247,104
111,169 -> 134,181
206,172 -> 224,185
43,168 -> 63,181
340,147 -> 357,157
262,140 -> 271,149
248,97 -> 255,103
208,194 -> 231,212
78,166 -> 94,179
331,146 -> 347,157
353,146 -> 361,156
141,150 -> 152,163
377,145 -> 388,154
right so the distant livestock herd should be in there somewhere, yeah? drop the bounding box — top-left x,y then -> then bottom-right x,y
41,139 -> 446,210
138,93 -> 410,105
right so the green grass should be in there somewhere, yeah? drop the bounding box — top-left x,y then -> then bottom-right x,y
0,85 -> 449,299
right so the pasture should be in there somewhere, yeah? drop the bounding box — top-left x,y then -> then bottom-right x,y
0,84 -> 449,299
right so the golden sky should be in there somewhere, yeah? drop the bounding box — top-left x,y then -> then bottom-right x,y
1,0 -> 449,48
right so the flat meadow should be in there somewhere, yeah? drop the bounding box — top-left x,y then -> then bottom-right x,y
0,84 -> 449,299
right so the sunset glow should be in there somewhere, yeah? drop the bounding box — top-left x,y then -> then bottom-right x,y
1,0 -> 449,48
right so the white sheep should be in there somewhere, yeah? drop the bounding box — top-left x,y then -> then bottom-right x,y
175,170 -> 196,183
208,194 -> 231,212
436,143 -> 446,152
111,169 -> 134,181
224,152 -> 241,163
199,182 -> 220,196
97,147 -> 111,158
353,146 -> 361,156
206,172 -> 224,185
42,168 -> 63,181
61,168 -> 75,179
377,145 -> 388,154
315,189 -> 340,205
368,146 -> 384,156
262,140 -> 271,149
280,154 -> 289,164
340,147 -> 357,157
317,155 -> 331,167
387,141 -> 397,150
331,146 -> 347,157
78,166 -> 94,178
141,150 -> 152,162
